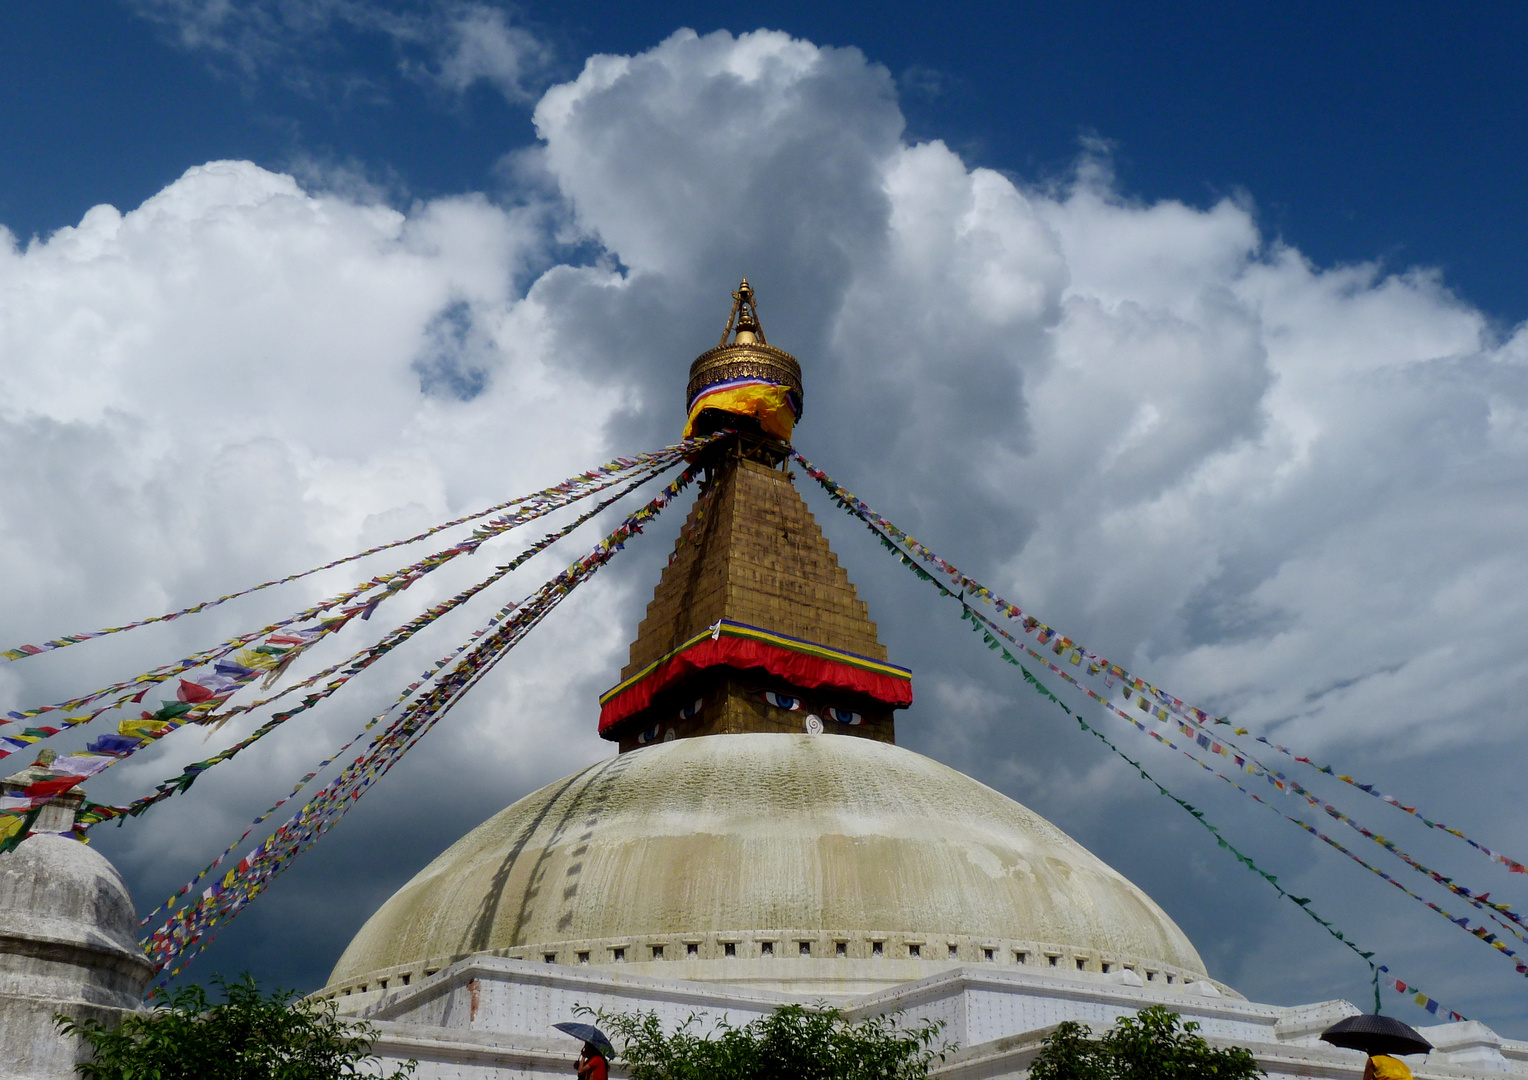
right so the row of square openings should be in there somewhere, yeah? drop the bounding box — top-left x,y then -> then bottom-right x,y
342,968 -> 441,996
537,943 -> 1179,981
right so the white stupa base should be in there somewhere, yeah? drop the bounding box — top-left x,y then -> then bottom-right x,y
343,956 -> 1527,1080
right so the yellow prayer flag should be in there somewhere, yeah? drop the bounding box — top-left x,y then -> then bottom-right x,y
118,717 -> 170,739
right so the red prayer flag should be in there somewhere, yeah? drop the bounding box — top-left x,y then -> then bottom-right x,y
177,679 -> 216,704
25,775 -> 83,798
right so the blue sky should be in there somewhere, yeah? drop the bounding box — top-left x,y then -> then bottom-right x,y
5,4 -> 1526,324
4,0 -> 1528,1039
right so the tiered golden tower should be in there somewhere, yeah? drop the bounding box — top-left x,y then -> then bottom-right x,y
597,280 -> 912,750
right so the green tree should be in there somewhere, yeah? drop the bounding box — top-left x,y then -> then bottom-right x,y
586,1002 -> 950,1080
1030,1005 -> 1263,1080
56,973 -> 416,1080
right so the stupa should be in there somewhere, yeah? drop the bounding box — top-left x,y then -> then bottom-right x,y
314,282 -> 1528,1080
0,753 -> 152,1080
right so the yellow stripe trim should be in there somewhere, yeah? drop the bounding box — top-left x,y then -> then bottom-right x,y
599,620 -> 909,705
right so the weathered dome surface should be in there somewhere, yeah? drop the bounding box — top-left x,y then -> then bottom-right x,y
0,833 -> 151,1002
0,833 -> 152,1080
328,734 -> 1208,996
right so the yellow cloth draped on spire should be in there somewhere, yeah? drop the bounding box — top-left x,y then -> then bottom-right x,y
682,378 -> 798,443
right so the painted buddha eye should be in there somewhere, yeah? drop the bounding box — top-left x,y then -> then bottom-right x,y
637,724 -> 664,744
761,691 -> 801,711
826,707 -> 863,726
678,698 -> 704,720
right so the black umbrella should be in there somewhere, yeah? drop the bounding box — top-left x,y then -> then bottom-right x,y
1320,1014 -> 1433,1057
553,1021 -> 615,1057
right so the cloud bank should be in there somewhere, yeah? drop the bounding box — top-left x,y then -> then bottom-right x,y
5,27 -> 1528,1031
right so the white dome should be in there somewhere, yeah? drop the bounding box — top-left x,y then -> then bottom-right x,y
0,834 -> 151,1003
0,832 -> 154,1079
325,734 -> 1213,998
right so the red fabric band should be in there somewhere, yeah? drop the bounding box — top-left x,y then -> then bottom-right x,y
598,635 -> 913,733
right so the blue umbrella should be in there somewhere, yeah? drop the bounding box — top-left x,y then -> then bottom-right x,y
553,1021 -> 615,1057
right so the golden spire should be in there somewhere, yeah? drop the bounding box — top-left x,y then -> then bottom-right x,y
719,277 -> 767,346
599,280 -> 912,751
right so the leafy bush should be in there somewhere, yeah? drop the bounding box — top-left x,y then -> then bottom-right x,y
56,973 -> 416,1080
586,1002 -> 950,1080
1030,1005 -> 1263,1080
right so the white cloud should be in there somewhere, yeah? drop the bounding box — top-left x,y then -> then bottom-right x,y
128,0 -> 550,103
0,156 -> 626,711
429,4 -> 548,102
6,24 -> 1528,1031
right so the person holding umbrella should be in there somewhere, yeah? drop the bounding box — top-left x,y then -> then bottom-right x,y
1320,1013 -> 1431,1080
554,1021 -> 614,1080
576,1041 -> 609,1080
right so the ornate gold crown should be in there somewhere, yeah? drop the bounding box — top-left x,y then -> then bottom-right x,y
685,278 -> 804,420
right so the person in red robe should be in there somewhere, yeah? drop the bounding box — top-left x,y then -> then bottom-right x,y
576,1042 -> 608,1080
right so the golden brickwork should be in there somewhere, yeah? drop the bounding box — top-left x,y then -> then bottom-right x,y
623,456 -> 886,678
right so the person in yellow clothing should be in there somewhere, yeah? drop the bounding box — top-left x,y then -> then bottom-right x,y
1364,1054 -> 1414,1080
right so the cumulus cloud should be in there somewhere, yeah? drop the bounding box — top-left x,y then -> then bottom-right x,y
0,156 -> 628,823
6,25 -> 1528,1031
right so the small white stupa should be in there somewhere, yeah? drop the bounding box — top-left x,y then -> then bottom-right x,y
0,752 -> 151,1080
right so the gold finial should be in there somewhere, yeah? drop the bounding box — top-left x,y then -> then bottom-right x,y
719,278 -> 767,347
686,278 -> 802,446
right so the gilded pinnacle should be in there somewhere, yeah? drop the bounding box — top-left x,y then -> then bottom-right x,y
685,280 -> 804,446
720,277 -> 766,346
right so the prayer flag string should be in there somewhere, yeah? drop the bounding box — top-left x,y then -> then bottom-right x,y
0,442 -> 706,664
0,439 -> 718,851
133,565 -> 541,929
1021,658 -> 1468,1024
792,453 -> 1528,901
4,438 -> 709,730
951,604 -> 1528,968
799,451 -> 1477,1023
1378,967 -> 1465,1021
140,462 -> 701,987
78,463 -> 674,830
0,469 -> 667,849
800,452 -> 1528,956
131,696 -> 399,932
904,551 -> 1528,957
952,574 -> 1470,1022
